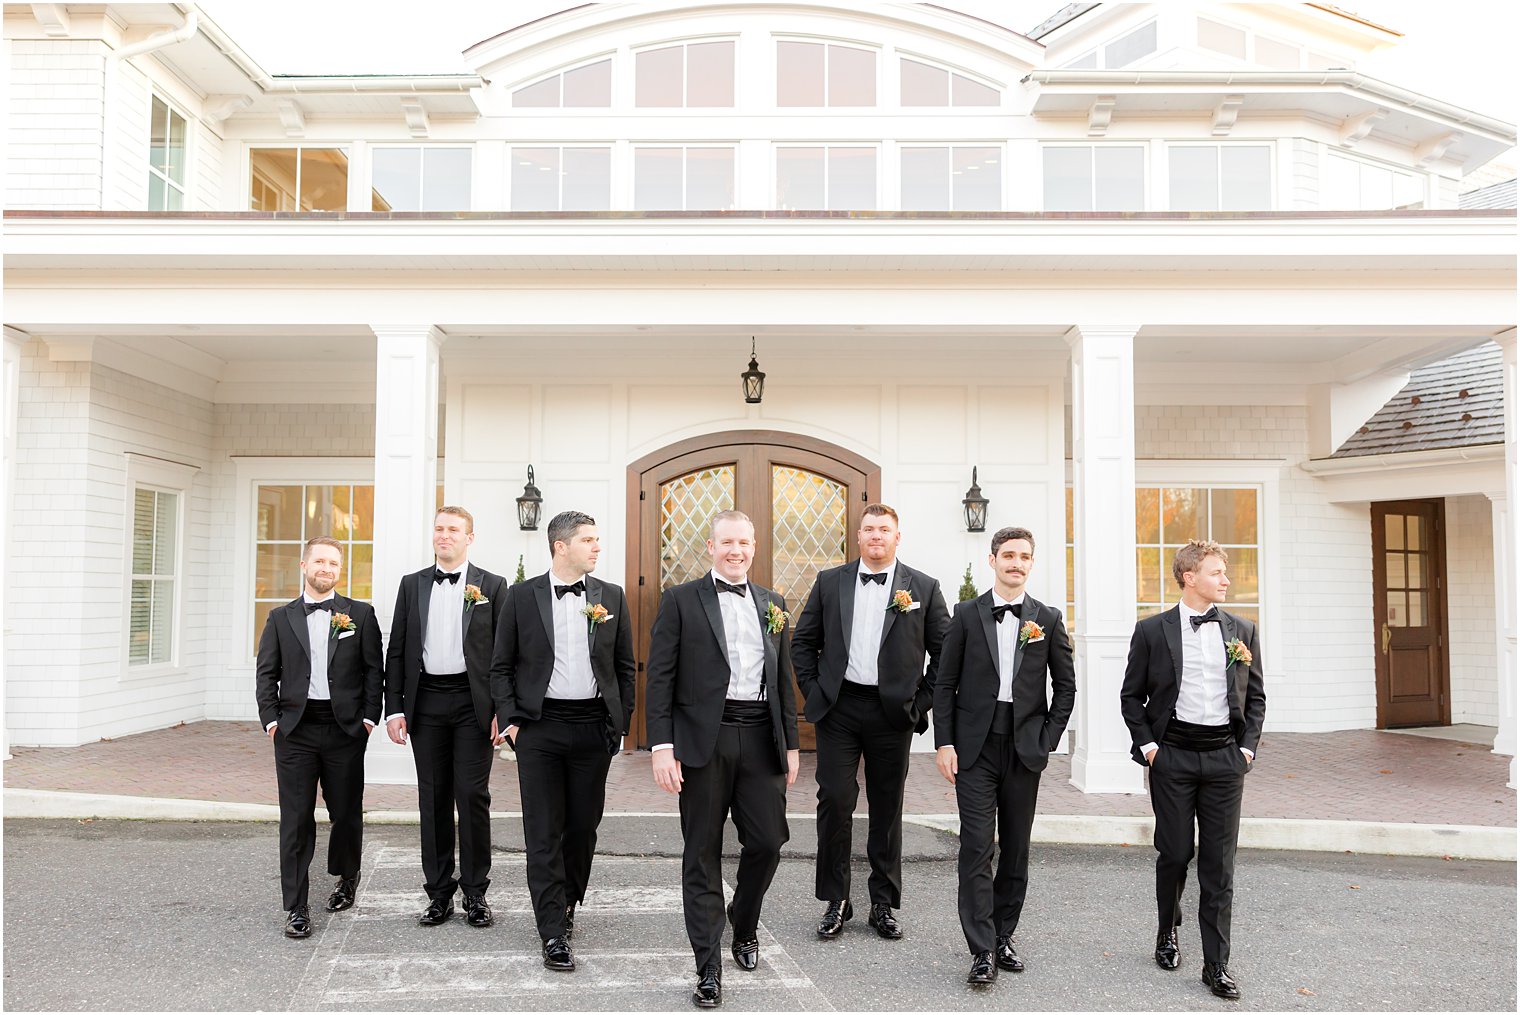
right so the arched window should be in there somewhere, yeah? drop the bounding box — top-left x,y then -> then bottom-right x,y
512,57 -> 612,108
776,40 -> 876,107
634,41 -> 735,108
898,57 -> 998,107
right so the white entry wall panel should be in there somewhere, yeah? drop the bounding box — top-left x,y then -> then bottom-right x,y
459,385 -> 531,464
542,385 -> 611,463
977,387 -> 1052,466
624,386 -> 738,455
898,385 -> 967,465
758,385 -> 882,455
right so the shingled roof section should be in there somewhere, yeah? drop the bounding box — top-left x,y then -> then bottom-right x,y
1331,342 -> 1505,457
1460,178 -> 1517,209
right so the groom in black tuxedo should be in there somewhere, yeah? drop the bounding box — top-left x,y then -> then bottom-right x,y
490,510 -> 635,972
1120,539 -> 1266,1001
384,506 -> 507,928
646,510 -> 799,1008
934,526 -> 1074,985
255,536 -> 383,939
790,503 -> 947,941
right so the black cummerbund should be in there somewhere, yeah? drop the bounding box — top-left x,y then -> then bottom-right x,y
420,670 -> 469,693
1162,715 -> 1235,752
303,698 -> 335,724
838,679 -> 879,700
721,700 -> 771,727
989,700 -> 1015,736
541,696 -> 607,724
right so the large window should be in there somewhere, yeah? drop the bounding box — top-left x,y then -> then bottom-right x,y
1065,20 -> 1157,70
777,41 -> 875,107
900,146 -> 1000,211
148,95 -> 187,211
371,147 -> 472,211
129,487 -> 179,667
513,58 -> 612,108
1168,145 -> 1271,211
253,484 -> 375,646
511,147 -> 612,211
1044,145 -> 1144,211
776,146 -> 876,210
635,41 -> 734,107
249,147 -> 349,211
1324,153 -> 1424,210
899,57 -> 997,107
634,146 -> 735,210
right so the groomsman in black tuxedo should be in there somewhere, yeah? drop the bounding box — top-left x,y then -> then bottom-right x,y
934,526 -> 1075,985
1121,539 -> 1266,1001
490,510 -> 635,972
790,503 -> 948,940
646,510 -> 800,1009
255,536 -> 383,938
384,506 -> 507,928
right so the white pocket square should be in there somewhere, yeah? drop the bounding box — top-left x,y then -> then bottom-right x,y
338,630 -> 355,640
1026,632 -> 1045,643
907,602 -> 921,611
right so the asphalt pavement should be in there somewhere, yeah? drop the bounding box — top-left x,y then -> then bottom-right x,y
3,817 -> 1514,1012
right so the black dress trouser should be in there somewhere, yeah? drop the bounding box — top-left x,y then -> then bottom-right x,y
273,714 -> 367,911
514,717 -> 614,941
679,723 -> 789,972
410,684 -> 495,901
954,729 -> 1041,955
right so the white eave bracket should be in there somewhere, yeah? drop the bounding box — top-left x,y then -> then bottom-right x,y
1415,131 -> 1462,167
1087,95 -> 1116,137
1211,95 -> 1244,137
277,98 -> 306,138
1338,107 -> 1389,148
401,97 -> 430,138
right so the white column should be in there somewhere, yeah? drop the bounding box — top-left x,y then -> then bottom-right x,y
366,324 -> 444,785
2,329 -> 25,760
1491,330 -> 1517,788
1067,325 -> 1146,794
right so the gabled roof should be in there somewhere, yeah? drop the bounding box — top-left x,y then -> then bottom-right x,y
1332,342 -> 1505,457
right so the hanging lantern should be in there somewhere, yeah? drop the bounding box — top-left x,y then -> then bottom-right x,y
741,337 -> 766,404
516,465 -> 543,531
962,467 -> 989,533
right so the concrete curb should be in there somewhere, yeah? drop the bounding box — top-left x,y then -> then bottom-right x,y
5,789 -> 1514,861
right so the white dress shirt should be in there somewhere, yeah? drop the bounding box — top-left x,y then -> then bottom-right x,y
844,561 -> 895,687
547,572 -> 599,700
304,593 -> 336,702
422,563 -> 468,675
714,572 -> 767,701
992,591 -> 1027,703
1141,602 -> 1251,761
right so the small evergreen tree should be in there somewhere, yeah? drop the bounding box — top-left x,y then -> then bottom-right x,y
514,554 -> 527,585
958,564 -> 978,602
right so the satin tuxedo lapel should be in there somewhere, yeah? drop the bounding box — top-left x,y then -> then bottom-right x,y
838,564 -> 857,650
696,577 -> 729,666
282,599 -> 312,660
586,577 -> 603,654
1219,609 -> 1246,720
533,574 -> 555,646
462,562 -> 485,634
880,565 -> 912,647
976,592 -> 999,671
1162,606 -> 1184,688
416,569 -> 433,635
326,594 -> 352,667
751,584 -> 778,690
1011,595 -> 1049,682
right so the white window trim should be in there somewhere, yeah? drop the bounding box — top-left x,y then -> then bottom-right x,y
506,52 -> 617,110
892,48 -> 1004,108
368,144 -> 476,212
1041,142 -> 1148,212
896,142 -> 1005,212
243,143 -> 354,212
1101,18 -> 1159,70
772,36 -> 882,109
772,143 -> 880,210
230,457 -> 374,669
121,453 -> 198,681
1321,146 -> 1428,210
630,143 -> 740,211
631,35 -> 740,110
1162,141 -> 1277,211
147,93 -> 190,211
506,143 -> 616,211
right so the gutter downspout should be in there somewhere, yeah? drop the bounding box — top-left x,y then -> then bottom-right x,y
111,10 -> 199,62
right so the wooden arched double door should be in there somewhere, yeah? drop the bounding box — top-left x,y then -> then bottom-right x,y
625,431 -> 880,749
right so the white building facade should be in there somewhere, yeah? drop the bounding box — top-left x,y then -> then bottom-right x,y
3,1 -> 1515,791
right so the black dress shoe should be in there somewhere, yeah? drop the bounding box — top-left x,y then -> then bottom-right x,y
542,936 -> 575,971
731,935 -> 759,971
464,894 -> 493,927
966,951 -> 998,985
418,898 -> 454,926
325,875 -> 359,913
284,906 -> 312,939
1202,962 -> 1240,1000
867,903 -> 903,940
564,902 -> 576,941
817,899 -> 853,938
692,962 -> 722,1007
995,935 -> 1024,972
1154,927 -> 1180,970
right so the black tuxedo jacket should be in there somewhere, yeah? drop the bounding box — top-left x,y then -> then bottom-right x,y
489,572 -> 637,752
790,559 -> 949,734
1119,605 -> 1267,766
255,595 -> 383,739
932,593 -> 1076,772
644,576 -> 799,771
383,563 -> 507,735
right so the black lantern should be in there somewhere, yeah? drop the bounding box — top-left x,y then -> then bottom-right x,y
516,465 -> 543,531
741,337 -> 766,404
962,467 -> 989,533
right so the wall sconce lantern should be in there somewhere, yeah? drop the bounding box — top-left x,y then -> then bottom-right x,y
741,337 -> 766,404
962,467 -> 989,533
516,465 -> 543,531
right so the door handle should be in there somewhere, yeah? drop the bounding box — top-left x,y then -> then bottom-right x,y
1381,623 -> 1391,655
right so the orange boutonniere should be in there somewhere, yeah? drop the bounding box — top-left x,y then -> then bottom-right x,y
765,602 -> 788,635
1226,638 -> 1252,666
582,603 -> 612,631
463,584 -> 489,609
329,613 -> 355,635
1018,619 -> 1044,647
890,589 -> 918,613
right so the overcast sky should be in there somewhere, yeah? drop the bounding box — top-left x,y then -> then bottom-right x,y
201,1 -> 1518,123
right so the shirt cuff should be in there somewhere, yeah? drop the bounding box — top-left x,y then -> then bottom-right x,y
385,713 -> 405,723
1240,747 -> 1254,761
363,719 -> 375,728
1139,741 -> 1158,758
265,721 -> 277,732
651,743 -> 674,754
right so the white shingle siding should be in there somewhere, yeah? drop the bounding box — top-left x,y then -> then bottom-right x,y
102,58 -> 150,211
4,39 -> 107,209
1446,494 -> 1498,725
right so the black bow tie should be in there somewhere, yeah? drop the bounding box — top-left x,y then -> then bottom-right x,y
433,569 -> 461,585
992,602 -> 1022,623
1190,607 -> 1221,631
555,580 -> 587,599
715,579 -> 747,597
860,571 -> 888,586
304,599 -> 334,614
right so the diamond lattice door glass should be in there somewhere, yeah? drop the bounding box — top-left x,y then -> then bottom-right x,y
770,465 -> 848,604
659,466 -> 736,590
